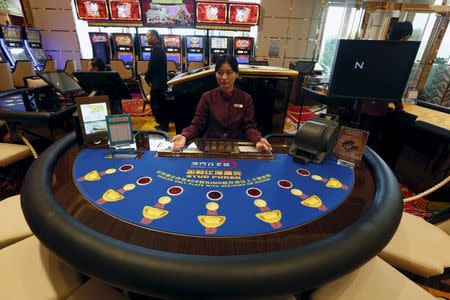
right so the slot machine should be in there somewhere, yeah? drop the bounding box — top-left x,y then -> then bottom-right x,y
23,28 -> 48,69
162,35 -> 182,66
0,25 -> 32,68
111,33 -> 134,68
185,35 -> 205,65
89,32 -> 111,64
138,33 -> 152,60
233,37 -> 254,64
209,36 -> 230,65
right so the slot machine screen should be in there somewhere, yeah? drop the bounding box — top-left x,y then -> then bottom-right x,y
118,52 -> 134,64
166,53 -> 180,64
235,38 -> 252,51
142,52 -> 151,60
31,48 -> 47,64
2,26 -> 21,42
163,36 -> 181,48
10,48 -> 30,61
26,29 -> 41,43
187,36 -> 203,49
187,53 -> 203,62
114,34 -> 133,47
211,37 -> 227,49
236,56 -> 249,64
139,35 -> 148,47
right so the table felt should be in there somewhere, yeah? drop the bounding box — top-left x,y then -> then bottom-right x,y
73,149 -> 354,237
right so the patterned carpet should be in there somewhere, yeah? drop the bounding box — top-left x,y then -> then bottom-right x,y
122,98 -> 152,116
283,104 -> 321,134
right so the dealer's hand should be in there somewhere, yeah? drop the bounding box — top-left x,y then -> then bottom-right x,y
256,138 -> 271,152
172,134 -> 187,150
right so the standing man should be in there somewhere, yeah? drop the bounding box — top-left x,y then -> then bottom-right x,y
145,29 -> 169,131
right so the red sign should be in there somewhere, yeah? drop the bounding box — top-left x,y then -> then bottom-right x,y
196,2 -> 227,24
75,0 -> 109,20
109,0 -> 142,21
229,4 -> 259,25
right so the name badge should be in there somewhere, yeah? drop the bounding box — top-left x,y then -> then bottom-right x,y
234,104 -> 243,108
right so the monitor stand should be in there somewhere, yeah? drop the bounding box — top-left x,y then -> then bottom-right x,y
350,99 -> 364,128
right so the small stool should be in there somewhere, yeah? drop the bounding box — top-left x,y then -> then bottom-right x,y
0,236 -> 83,300
68,279 -> 128,300
379,212 -> 450,278
0,194 -> 32,249
0,143 -> 32,168
311,256 -> 436,300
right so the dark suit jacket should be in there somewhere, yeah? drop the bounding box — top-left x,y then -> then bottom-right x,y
145,43 -> 168,92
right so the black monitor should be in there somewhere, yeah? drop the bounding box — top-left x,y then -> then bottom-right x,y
328,40 -> 420,102
39,71 -> 83,95
73,71 -> 131,114
292,60 -> 316,74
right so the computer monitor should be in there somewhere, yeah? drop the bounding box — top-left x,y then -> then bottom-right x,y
39,71 -> 83,95
75,96 -> 110,146
292,60 -> 316,74
328,40 -> 420,102
73,71 -> 131,114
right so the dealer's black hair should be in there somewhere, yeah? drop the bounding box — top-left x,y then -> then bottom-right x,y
215,55 -> 239,73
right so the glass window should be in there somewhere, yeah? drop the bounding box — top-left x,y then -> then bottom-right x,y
318,5 -> 346,75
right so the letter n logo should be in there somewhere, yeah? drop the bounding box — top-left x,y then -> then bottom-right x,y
354,61 -> 364,70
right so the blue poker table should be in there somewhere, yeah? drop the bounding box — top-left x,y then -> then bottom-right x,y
21,133 -> 403,299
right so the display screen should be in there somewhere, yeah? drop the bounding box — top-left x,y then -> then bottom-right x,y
211,37 -> 227,49
80,102 -> 109,135
141,0 -> 194,27
31,48 -> 47,64
187,53 -> 203,62
234,37 -> 252,51
139,34 -> 148,47
109,0 -> 141,20
166,53 -> 180,64
229,4 -> 259,25
90,33 -> 109,43
196,2 -> 227,24
75,0 -> 109,20
2,25 -> 21,42
118,52 -> 134,63
39,71 -> 83,94
236,55 -> 249,64
26,29 -> 41,43
114,34 -> 133,46
328,40 -> 420,101
163,35 -> 181,48
10,48 -> 30,61
142,52 -> 151,60
186,36 -> 203,49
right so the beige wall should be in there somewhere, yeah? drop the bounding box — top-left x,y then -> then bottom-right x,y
257,0 -> 324,67
28,0 -> 81,69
